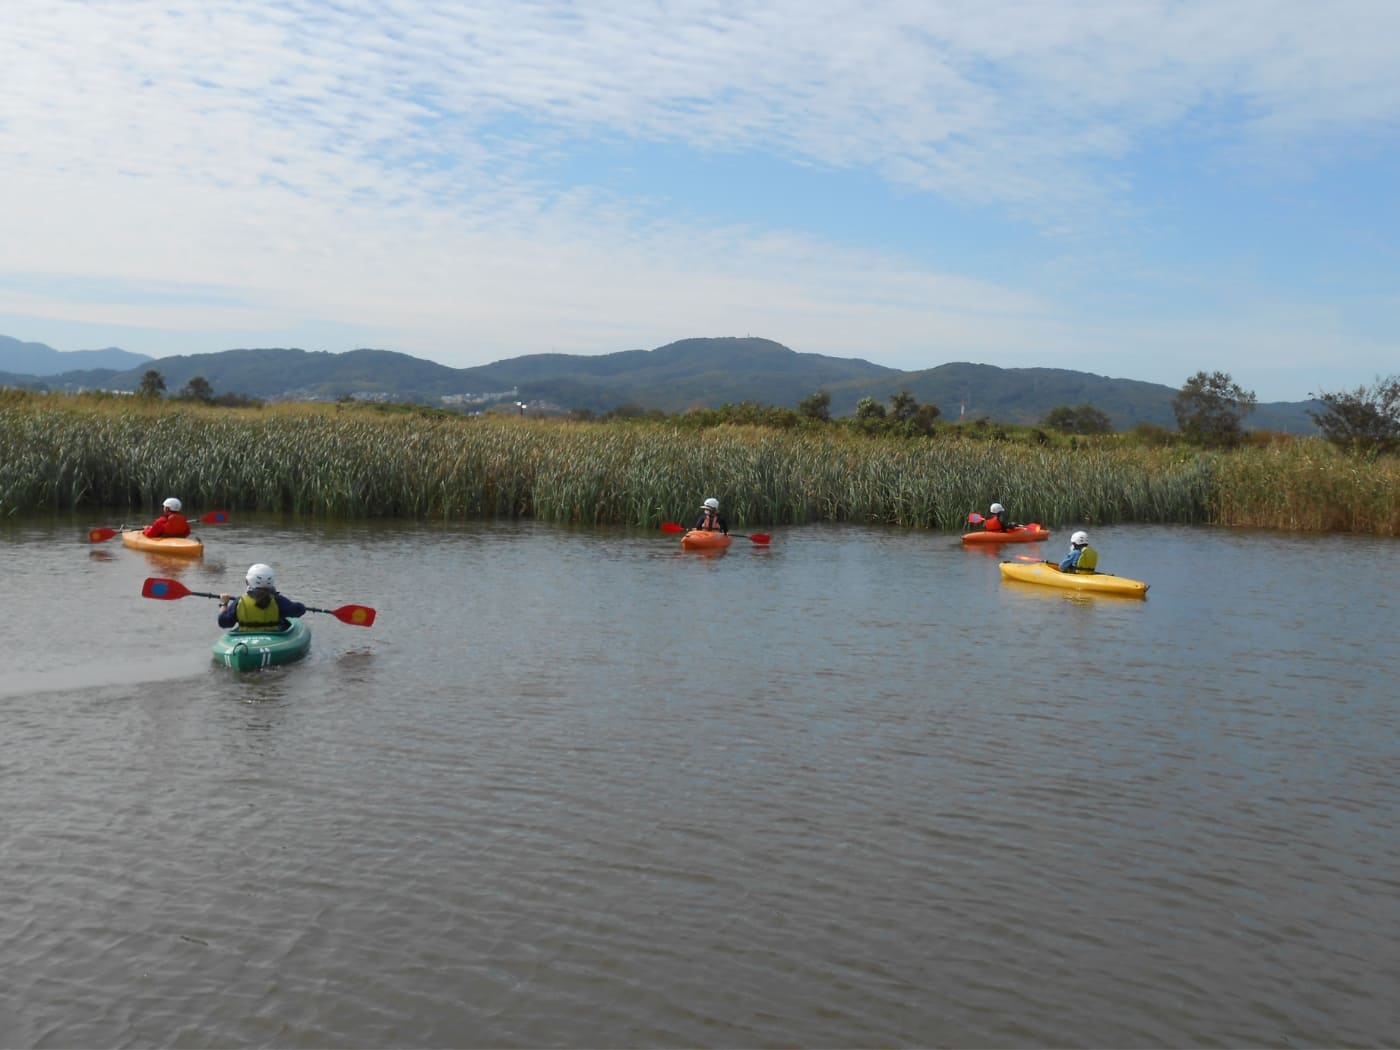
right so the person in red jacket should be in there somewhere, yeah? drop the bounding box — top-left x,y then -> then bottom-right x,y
144,497 -> 191,538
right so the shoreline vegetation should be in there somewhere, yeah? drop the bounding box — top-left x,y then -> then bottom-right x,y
2,392 -> 1397,536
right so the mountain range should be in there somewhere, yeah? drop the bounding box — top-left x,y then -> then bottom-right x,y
0,333 -> 1320,433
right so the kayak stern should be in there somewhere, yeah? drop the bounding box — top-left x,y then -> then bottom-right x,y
213,618 -> 313,670
121,530 -> 204,557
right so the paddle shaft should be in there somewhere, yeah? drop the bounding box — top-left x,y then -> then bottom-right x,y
661,521 -> 770,544
140,577 -> 375,626
88,511 -> 229,542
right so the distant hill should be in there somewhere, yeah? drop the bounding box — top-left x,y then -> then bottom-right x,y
0,332 -> 1320,433
821,362 -> 1320,433
461,337 -> 900,413
0,335 -> 151,375
5,337 -> 898,409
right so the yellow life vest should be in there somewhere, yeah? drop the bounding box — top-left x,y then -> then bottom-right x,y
235,592 -> 283,628
1076,547 -> 1099,572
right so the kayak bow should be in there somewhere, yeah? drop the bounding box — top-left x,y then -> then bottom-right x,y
680,529 -> 733,551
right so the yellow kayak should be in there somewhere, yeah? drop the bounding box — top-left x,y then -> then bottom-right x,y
999,560 -> 1148,597
121,530 -> 204,557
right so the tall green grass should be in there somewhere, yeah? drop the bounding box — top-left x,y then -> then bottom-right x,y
1,392 -> 1395,534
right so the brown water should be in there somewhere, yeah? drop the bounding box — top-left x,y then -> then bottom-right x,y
3,517 -> 1398,1047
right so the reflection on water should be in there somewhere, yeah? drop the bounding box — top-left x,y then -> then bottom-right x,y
3,516 -> 1399,1048
138,549 -> 201,576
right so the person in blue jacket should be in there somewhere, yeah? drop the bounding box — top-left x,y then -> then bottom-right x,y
218,563 -> 307,630
1058,531 -> 1099,573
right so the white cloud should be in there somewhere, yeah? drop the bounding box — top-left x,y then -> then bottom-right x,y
1,0 -> 1396,401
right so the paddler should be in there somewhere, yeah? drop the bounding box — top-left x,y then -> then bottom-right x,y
693,497 -> 729,534
983,502 -> 1016,531
1057,531 -> 1099,574
143,497 -> 191,538
218,564 -> 307,631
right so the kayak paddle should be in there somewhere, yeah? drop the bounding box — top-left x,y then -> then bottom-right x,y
660,521 -> 771,544
88,510 -> 230,543
140,576 -> 377,626
967,512 -> 984,524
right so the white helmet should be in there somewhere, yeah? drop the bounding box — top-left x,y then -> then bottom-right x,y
990,502 -> 1004,514
703,498 -> 719,511
1071,531 -> 1089,546
163,497 -> 182,512
246,563 -> 276,590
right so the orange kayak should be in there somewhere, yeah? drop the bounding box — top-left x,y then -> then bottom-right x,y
961,525 -> 1049,545
121,530 -> 204,557
681,529 -> 732,551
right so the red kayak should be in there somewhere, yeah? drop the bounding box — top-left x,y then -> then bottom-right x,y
961,524 -> 1049,545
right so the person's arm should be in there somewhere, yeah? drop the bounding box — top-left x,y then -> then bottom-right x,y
144,516 -> 165,537
720,515 -> 729,534
1058,551 -> 1078,572
277,593 -> 307,619
217,594 -> 238,627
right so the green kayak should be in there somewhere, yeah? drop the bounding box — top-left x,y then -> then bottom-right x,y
212,618 -> 312,671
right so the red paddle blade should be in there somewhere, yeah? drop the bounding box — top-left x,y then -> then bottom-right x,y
967,512 -> 983,524
660,521 -> 687,534
200,510 -> 229,524
141,577 -> 193,600
330,604 -> 376,627
88,527 -> 118,543
745,533 -> 771,544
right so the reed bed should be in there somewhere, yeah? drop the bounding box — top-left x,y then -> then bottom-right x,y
1,393 -> 1395,534
1211,441 -> 1400,535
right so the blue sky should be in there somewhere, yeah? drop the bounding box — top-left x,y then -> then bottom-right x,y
1,0 -> 1396,402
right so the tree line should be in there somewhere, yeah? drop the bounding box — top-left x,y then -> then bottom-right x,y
133,364 -> 1400,453
137,368 -> 262,407
1169,370 -> 1400,453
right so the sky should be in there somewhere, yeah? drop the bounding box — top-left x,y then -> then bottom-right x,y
1,1 -> 1397,403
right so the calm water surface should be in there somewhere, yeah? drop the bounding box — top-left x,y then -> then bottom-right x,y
3,517 -> 1398,1048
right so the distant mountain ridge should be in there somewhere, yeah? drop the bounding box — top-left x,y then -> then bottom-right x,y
0,335 -> 152,375
0,333 -> 1320,433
